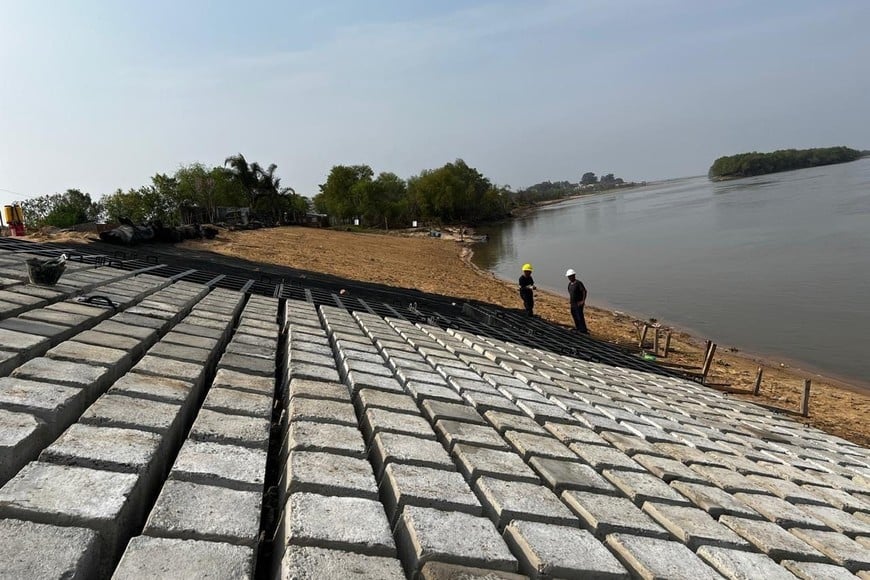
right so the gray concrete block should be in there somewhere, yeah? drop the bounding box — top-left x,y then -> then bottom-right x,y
285,420 -> 366,458
0,349 -> 21,376
422,399 -> 486,425
371,431 -> 455,477
114,536 -> 255,580
0,519 -> 100,580
781,560 -> 861,580
290,361 -> 341,383
0,409 -> 46,486
452,443 -> 541,484
396,368 -> 449,387
670,481 -> 764,520
697,546 -> 796,580
218,352 -> 274,377
291,349 -> 335,367
340,358 -> 394,379
0,317 -> 72,340
569,442 -> 645,473
381,463 -> 482,525
802,484 -> 870,512
171,439 -> 267,492
561,491 -> 670,540
39,423 -> 162,476
81,394 -> 184,443
17,309 -> 92,331
171,321 -> 225,340
133,354 -> 206,387
109,372 -> 195,406
357,388 -> 420,415
281,492 -> 395,557
633,454 -> 711,483
362,407 -> 437,442
545,421 -> 610,447
601,432 -> 676,458
605,534 -> 724,580
279,545 -> 405,580
147,341 -> 215,365
212,368 -> 275,396
406,381 -> 464,404
642,502 -> 751,551
395,505 -> 517,574
474,476 -> 577,529
189,408 -> 270,451
603,469 -> 694,507
347,371 -> 404,395
795,504 -> 870,537
288,397 -> 357,426
484,411 -> 548,435
718,516 -> 828,562
516,400 -> 576,424
161,330 -> 221,351
0,377 -> 88,438
732,492 -> 828,529
46,340 -> 132,377
12,357 -> 112,397
203,386 -> 273,419
789,528 -> 870,572
435,419 -> 510,451
504,520 -> 629,579
461,391 -> 524,416
691,465 -> 775,495
417,562 -> 526,579
504,430 -> 576,461
72,330 -> 146,358
144,480 -> 262,547
0,462 -> 140,574
284,451 -> 378,501
528,456 -> 619,495
94,319 -> 159,344
225,341 -> 275,360
289,378 -> 350,402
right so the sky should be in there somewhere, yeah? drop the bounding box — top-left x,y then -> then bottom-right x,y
1,0 -> 869,207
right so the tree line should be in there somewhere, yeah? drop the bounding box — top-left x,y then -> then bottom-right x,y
16,154 -> 308,229
708,146 -> 862,181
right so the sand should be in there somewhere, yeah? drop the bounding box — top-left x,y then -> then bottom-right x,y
181,226 -> 870,447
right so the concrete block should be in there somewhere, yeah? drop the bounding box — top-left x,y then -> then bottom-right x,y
212,368 -> 275,396
504,520 -> 629,579
605,534 -> 724,580
642,502 -> 751,551
171,439 -> 267,492
147,341 -> 214,366
381,462 -> 482,524
281,492 -> 395,557
516,400 -> 576,424
144,480 -> 262,547
419,400 -> 485,425
0,317 -> 71,341
285,420 -> 366,458
18,309 -> 92,331
171,321 -> 225,340
290,361 -> 341,383
485,410 -> 548,435
0,409 -> 46,485
802,484 -> 870,512
203,386 -> 273,419
633,454 -> 711,483
407,381 -> 464,404
46,340 -> 131,377
0,462 -> 140,574
789,529 -> 870,572
528,456 -> 619,495
0,349 -> 21,376
291,349 -> 335,368
94,319 -> 159,344
732,492 -> 828,529
288,397 -> 357,426
289,378 -> 349,402
504,430 -> 576,461
39,423 -> 162,476
362,407 -> 437,442
81,394 -> 183,443
279,545 -> 404,580
781,560 -> 862,580
357,388 -> 419,416
218,352 -> 274,378
603,470 -> 694,507
114,536 -> 255,580
395,505 -> 517,574
691,465 -> 774,495
161,330 -> 221,351
718,516 -> 828,562
396,368 -> 449,388
560,491 -> 670,540
697,546 -> 796,580
417,562 -> 526,580
435,419 -> 510,451
347,371 -> 404,395
189,408 -> 270,451
795,504 -> 870,537
545,422 -> 610,447
109,372 -> 194,406
0,519 -> 100,580
461,391 -> 524,416
569,442 -> 644,473
133,355 -> 206,387
0,377 -> 88,438
72,330 -> 146,358
475,476 -> 577,529
12,357 -> 112,396
371,431 -> 455,477
284,451 -> 378,501
452,443 -> 541,484
670,481 -> 763,520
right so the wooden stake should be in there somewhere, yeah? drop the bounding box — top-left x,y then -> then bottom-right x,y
663,331 -> 672,357
753,367 -> 763,396
800,379 -> 811,417
701,343 -> 717,383
639,325 -> 649,349
653,327 -> 660,355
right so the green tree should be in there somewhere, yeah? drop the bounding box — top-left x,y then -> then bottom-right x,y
18,189 -> 102,228
581,172 -> 598,185
314,165 -> 375,222
408,159 -> 506,224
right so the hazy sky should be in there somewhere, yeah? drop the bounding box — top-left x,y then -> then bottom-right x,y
2,0 -> 868,207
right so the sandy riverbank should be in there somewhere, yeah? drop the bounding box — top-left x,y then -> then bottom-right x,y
177,226 -> 870,446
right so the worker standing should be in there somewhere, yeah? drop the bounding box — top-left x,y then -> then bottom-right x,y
518,263 -> 536,316
566,268 -> 589,334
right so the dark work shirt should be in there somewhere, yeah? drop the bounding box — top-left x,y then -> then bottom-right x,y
519,275 -> 534,292
568,279 -> 586,303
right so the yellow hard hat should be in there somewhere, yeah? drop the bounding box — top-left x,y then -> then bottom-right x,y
522,263 -> 533,272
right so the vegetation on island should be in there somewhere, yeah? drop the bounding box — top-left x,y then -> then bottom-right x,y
708,146 -> 862,181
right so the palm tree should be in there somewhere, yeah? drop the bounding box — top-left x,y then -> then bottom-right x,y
224,154 -> 261,208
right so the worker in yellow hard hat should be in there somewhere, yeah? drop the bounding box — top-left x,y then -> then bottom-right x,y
518,263 -> 536,316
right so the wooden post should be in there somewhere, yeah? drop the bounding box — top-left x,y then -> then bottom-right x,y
753,367 -> 763,395
653,327 -> 660,355
701,343 -> 717,383
639,325 -> 649,349
663,331 -> 672,357
800,379 -> 811,417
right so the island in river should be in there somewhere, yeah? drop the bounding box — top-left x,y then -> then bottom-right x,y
708,146 -> 863,181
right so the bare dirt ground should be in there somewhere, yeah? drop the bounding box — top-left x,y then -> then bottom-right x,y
178,225 -> 864,447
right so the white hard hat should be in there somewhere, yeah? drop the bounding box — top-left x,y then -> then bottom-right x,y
565,268 -> 576,277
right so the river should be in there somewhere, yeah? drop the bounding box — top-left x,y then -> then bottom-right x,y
473,158 -> 870,387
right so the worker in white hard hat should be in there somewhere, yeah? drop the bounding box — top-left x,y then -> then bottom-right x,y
518,263 -> 536,316
566,268 -> 589,334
